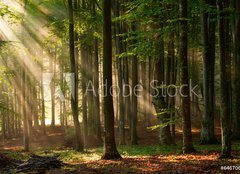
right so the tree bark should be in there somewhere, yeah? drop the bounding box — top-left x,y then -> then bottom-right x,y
22,0 -> 30,151
102,0 -> 121,159
33,85 -> 39,129
41,70 -> 46,135
200,0 -> 218,144
50,50 -> 56,127
153,25 -> 173,145
22,68 -> 30,151
232,0 -> 240,140
68,0 -> 84,151
179,0 -> 196,153
218,0 -> 232,158
93,0 -> 102,143
130,24 -> 138,145
114,0 -> 125,145
81,0 -> 88,148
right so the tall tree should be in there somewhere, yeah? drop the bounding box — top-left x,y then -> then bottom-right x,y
40,61 -> 46,135
93,0 -> 102,143
50,49 -> 56,127
93,38 -> 102,142
102,0 -> 121,159
218,0 -> 232,158
179,0 -> 196,153
32,85 -> 39,129
131,24 -> 138,145
232,0 -> 240,140
155,26 -> 173,145
68,0 -> 83,151
201,0 -> 218,144
114,0 -> 125,145
22,0 -> 30,152
80,0 -> 88,147
141,61 -> 147,125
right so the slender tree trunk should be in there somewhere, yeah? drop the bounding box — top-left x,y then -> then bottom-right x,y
1,86 -> 6,140
141,62 -> 147,123
68,0 -> 84,151
6,91 -> 10,138
232,0 -> 240,140
114,0 -> 125,145
152,26 -> 173,145
22,0 -> 30,151
121,20 -> 131,130
22,68 -> 29,151
81,0 -> 88,147
60,59 -> 64,128
200,0 -> 218,144
147,57 -> 152,127
87,49 -> 95,136
218,0 -> 232,158
13,88 -> 17,137
102,0 -> 121,159
27,78 -> 33,140
170,38 -> 177,144
179,0 -> 195,153
114,63 -> 119,123
130,24 -> 138,145
50,50 -> 56,127
94,38 -> 102,142
81,48 -> 88,147
92,0 -> 102,143
41,71 -> 46,135
33,85 -> 39,129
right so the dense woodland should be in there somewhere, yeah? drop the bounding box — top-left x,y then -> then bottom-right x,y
0,0 -> 240,173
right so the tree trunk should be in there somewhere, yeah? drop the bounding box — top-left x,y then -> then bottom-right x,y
50,50 -> 56,127
121,20 -> 131,130
147,57 -> 152,127
87,49 -> 95,136
33,85 -> 39,129
68,0 -> 84,151
218,0 -> 232,158
170,38 -> 177,144
22,0 -> 30,151
114,0 -> 125,145
22,68 -> 30,151
141,62 -> 147,124
232,0 -> 240,140
200,0 -> 218,144
153,26 -> 173,145
92,0 -> 102,143
27,77 -> 33,140
81,0 -> 88,148
94,38 -> 102,143
1,85 -> 6,140
179,0 -> 195,153
130,24 -> 138,145
102,0 -> 121,159
41,71 -> 46,135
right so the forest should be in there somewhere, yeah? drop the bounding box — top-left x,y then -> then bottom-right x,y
0,0 -> 240,173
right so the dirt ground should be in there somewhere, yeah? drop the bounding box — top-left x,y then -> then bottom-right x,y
0,121 -> 239,174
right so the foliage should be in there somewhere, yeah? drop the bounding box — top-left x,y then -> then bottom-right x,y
0,2 -> 21,21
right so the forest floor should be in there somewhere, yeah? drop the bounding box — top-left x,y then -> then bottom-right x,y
0,122 -> 240,173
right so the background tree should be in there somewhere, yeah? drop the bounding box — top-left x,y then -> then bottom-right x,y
218,0 -> 232,158
200,0 -> 218,144
232,0 -> 240,140
68,0 -> 83,152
